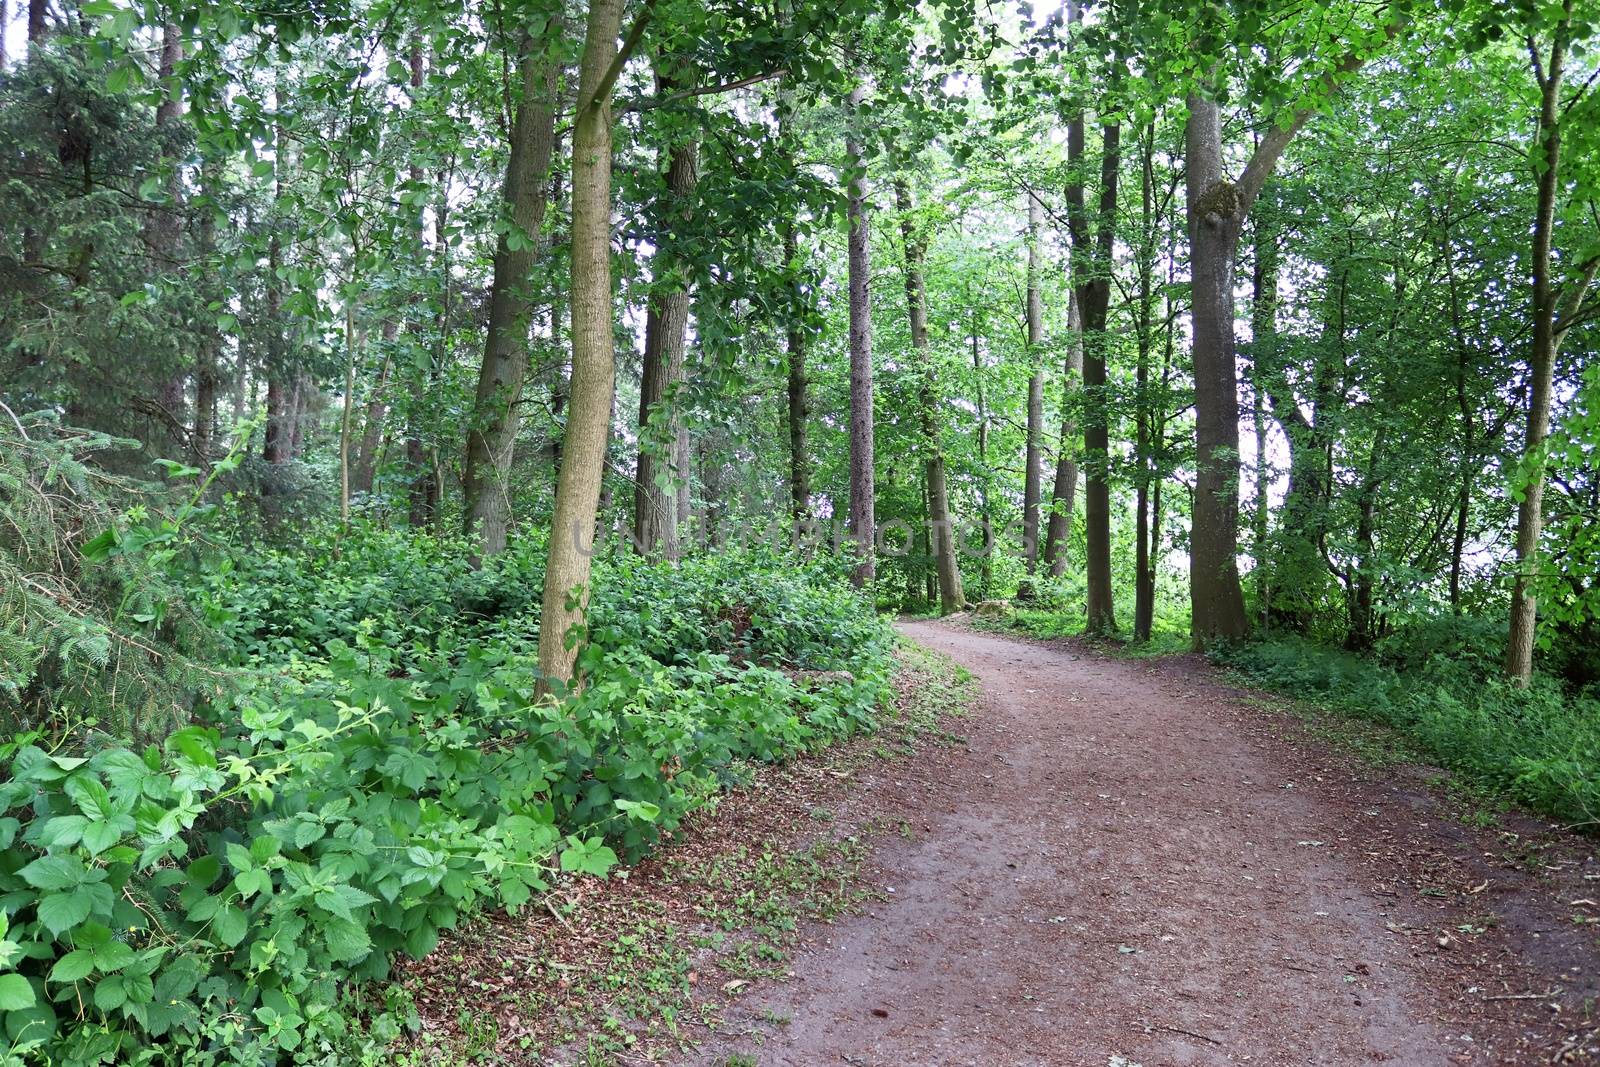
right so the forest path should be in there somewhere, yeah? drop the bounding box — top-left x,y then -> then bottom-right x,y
677,620 -> 1575,1067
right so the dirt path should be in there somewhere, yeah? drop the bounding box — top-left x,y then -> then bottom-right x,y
680,621 -> 1599,1066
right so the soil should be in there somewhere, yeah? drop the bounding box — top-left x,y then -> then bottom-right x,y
674,620 -> 1600,1067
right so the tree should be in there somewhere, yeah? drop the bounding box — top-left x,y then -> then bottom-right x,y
845,81 -> 876,588
1503,0 -> 1600,684
1019,190 -> 1044,588
1062,23 -> 1120,634
1178,11 -> 1395,647
462,28 -> 561,559
536,0 -> 642,689
896,175 -> 964,614
633,60 -> 700,562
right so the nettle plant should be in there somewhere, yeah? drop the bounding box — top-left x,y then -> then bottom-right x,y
0,560 -> 891,1064
0,660 -> 639,1065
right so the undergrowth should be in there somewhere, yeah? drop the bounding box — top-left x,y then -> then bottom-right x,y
1210,618 -> 1600,829
0,489 -> 895,1066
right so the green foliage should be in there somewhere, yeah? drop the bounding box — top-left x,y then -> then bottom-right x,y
0,411 -> 233,739
1212,627 -> 1600,827
0,529 -> 890,1064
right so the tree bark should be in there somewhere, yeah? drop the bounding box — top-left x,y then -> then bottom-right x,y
1043,291 -> 1081,577
1183,94 -> 1251,646
338,298 -> 361,525
151,21 -> 187,445
407,43 -> 440,527
1065,78 -> 1121,634
783,219 -> 810,523
350,322 -> 394,495
634,65 -> 698,562
971,307 -> 993,596
1248,188 -> 1280,624
537,0 -> 629,690
1020,191 -> 1045,587
1507,11 -> 1590,684
462,39 -> 560,558
896,177 -> 964,614
263,84 -> 291,466
194,161 -> 220,461
845,83 -> 875,587
1132,125 -> 1160,641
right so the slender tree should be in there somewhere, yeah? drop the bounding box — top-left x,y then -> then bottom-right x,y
896,176 -> 964,614
536,0 -> 642,688
1063,33 -> 1120,634
1020,190 -> 1045,588
845,81 -> 875,587
1043,291 -> 1081,577
783,216 -> 810,522
462,34 -> 561,558
1506,1 -> 1600,683
634,61 -> 699,562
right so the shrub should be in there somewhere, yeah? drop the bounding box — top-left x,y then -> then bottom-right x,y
1213,633 -> 1600,827
1,530 -> 892,1064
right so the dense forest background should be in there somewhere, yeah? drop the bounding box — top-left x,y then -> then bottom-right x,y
1,0 -> 1598,1061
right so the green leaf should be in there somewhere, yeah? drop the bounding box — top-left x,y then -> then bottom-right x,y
321,917 -> 372,963
92,974 -> 127,1012
0,974 -> 35,1011
19,855 -> 83,891
614,799 -> 661,823
212,906 -> 248,948
234,868 -> 273,900
92,940 -> 135,973
37,892 -> 94,936
49,950 -> 95,983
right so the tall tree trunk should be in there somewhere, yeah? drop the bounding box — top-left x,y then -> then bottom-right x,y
783,220 -> 810,523
1440,212 -> 1474,612
27,0 -> 46,45
263,85 -> 291,466
407,44 -> 441,527
971,307 -> 993,596
1177,27 -> 1391,644
1506,14 -> 1590,684
1065,80 -> 1121,634
634,67 -> 698,562
351,322 -> 394,496
151,21 -> 187,443
845,83 -> 875,587
1020,191 -> 1045,588
462,40 -> 560,558
1043,292 -> 1081,577
1249,189 -> 1280,624
537,0 -> 628,690
194,161 -> 220,461
896,177 -> 964,614
1346,433 -> 1384,651
338,298 -> 361,525
1183,94 -> 1250,646
1132,126 -> 1159,642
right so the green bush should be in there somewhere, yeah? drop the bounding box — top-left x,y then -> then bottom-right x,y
1,532 -> 892,1065
1212,631 -> 1600,827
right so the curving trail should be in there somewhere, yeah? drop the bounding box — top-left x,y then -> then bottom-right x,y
677,620 -> 1593,1066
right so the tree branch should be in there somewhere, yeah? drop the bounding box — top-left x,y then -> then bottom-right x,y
582,0 -> 659,115
621,69 -> 786,114
1236,18 -> 1405,217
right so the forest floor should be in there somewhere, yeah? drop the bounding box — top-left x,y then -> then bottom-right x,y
408,621 -> 1600,1066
